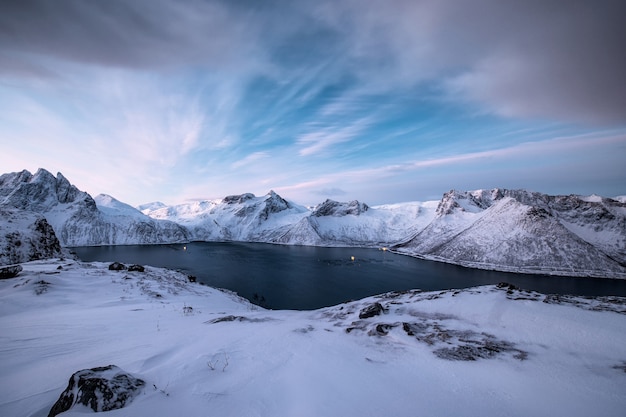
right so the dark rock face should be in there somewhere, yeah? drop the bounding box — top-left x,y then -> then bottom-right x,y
0,264 -> 22,279
223,193 -> 255,204
359,302 -> 384,319
313,199 -> 369,217
31,218 -> 62,259
128,264 -> 145,272
259,191 -> 291,221
48,365 -> 145,417
1,209 -> 64,266
108,262 -> 127,271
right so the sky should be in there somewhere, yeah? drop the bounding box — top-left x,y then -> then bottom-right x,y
1,0 -> 625,207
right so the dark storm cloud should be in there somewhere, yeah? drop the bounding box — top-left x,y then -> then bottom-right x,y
0,0 -> 263,72
1,0 -> 624,125
310,0 -> 626,125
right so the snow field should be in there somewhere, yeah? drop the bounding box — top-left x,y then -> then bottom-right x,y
1,260 -> 625,417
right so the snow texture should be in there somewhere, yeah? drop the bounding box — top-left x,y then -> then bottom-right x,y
1,260 -> 625,417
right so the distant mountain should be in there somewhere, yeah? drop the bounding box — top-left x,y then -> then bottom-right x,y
1,169 -> 624,278
273,200 -> 437,246
142,191 -> 309,242
136,201 -> 167,212
394,189 -> 626,278
0,169 -> 189,246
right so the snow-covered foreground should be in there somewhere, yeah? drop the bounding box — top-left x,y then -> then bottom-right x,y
1,260 -> 625,417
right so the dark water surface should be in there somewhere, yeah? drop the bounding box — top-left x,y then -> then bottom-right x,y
72,242 -> 626,310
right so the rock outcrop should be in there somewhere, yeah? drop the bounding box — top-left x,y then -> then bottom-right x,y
0,208 -> 63,266
48,365 -> 145,417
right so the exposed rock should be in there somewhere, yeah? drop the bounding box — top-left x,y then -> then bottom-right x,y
207,315 -> 275,324
223,193 -> 255,204
312,199 -> 369,217
0,264 -> 22,279
128,264 -> 145,272
359,302 -> 384,319
0,208 -> 63,266
434,340 -> 527,361
48,365 -> 145,417
108,262 -> 127,271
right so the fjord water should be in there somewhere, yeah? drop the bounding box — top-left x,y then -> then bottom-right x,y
73,242 -> 626,310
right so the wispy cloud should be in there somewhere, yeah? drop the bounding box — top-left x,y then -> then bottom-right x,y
297,117 -> 373,156
1,0 -> 625,206
277,132 -> 626,204
231,151 -> 270,169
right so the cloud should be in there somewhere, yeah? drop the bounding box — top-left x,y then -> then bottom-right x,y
0,0 -> 265,74
231,151 -> 270,169
277,131 -> 626,204
314,188 -> 347,197
297,117 -> 373,156
310,0 -> 626,125
443,1 -> 626,125
3,0 -> 624,126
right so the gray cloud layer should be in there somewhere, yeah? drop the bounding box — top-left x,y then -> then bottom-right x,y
1,0 -> 624,125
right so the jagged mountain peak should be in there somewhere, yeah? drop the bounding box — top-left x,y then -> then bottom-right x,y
2,168 -> 624,278
312,199 -> 369,217
263,190 -> 291,209
0,169 -> 189,246
0,168 -> 93,211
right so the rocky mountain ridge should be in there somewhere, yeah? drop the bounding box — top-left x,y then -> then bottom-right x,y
0,169 -> 188,249
1,169 -> 624,278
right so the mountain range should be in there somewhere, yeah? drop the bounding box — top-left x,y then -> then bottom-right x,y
1,168 -> 624,278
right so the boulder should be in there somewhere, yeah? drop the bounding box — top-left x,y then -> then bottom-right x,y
359,302 -> 384,319
48,365 -> 145,417
128,264 -> 145,272
108,262 -> 127,271
0,264 -> 22,279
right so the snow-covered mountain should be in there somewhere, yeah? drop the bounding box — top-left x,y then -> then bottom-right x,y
142,191 -> 309,241
142,195 -> 438,247
273,199 -> 437,246
394,189 -> 626,278
1,168 -> 625,278
0,169 -> 189,246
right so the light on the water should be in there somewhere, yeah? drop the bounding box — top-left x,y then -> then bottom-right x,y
183,246 -> 187,251
351,256 -> 355,261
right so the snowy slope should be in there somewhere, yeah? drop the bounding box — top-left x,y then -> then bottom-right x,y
1,260 -> 625,417
93,194 -> 190,245
0,170 -> 189,246
395,189 -> 626,278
